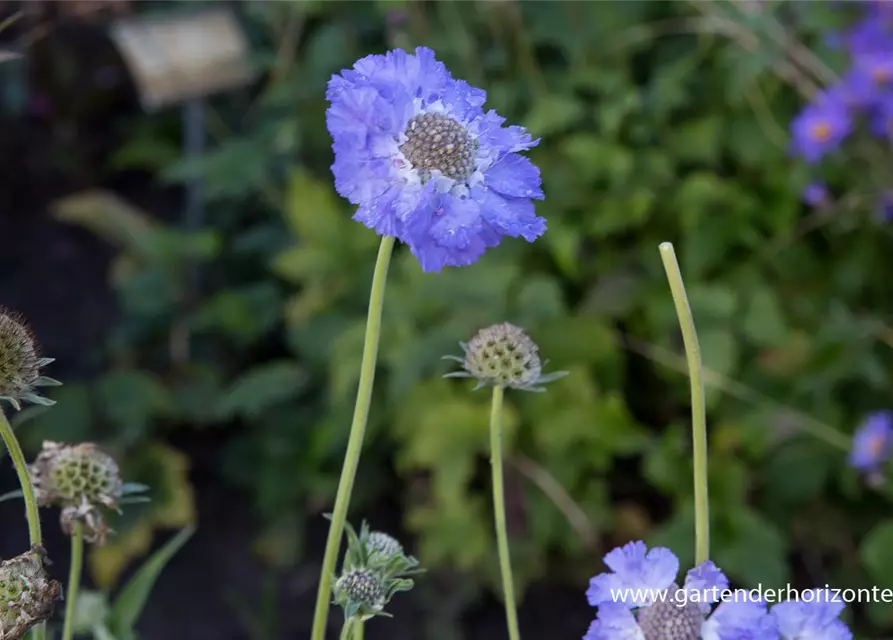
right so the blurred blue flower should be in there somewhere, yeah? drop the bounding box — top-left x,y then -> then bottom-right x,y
325,47 -> 546,273
790,91 -> 852,163
848,411 -> 893,475
771,590 -> 852,640
802,182 -> 829,206
842,52 -> 893,108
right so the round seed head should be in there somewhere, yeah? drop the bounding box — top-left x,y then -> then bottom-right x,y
463,323 -> 542,389
399,112 -> 476,182
335,569 -> 386,611
0,546 -> 62,639
0,311 -> 41,400
367,531 -> 403,560
30,441 -> 123,510
636,585 -> 705,640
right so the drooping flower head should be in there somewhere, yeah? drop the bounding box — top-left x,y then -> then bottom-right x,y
326,47 -> 546,273
848,411 -> 893,479
790,90 -> 852,164
771,590 -> 852,640
443,322 -> 567,391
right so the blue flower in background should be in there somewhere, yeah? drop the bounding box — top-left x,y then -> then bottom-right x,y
802,182 -> 829,207
771,590 -> 852,640
849,411 -> 893,476
790,91 -> 852,163
325,47 -> 546,273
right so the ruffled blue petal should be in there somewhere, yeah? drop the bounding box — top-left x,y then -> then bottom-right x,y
702,601 -> 778,640
583,604 -> 645,640
486,154 -> 544,199
586,541 -> 679,607
682,560 -> 729,606
771,591 -> 852,640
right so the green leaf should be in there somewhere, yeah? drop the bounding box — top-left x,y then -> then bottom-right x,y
861,520 -> 893,589
743,289 -> 787,346
108,527 -> 195,635
715,508 -> 789,588
215,361 -> 307,419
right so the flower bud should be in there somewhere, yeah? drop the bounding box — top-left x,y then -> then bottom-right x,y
367,531 -> 403,560
0,546 -> 62,639
334,569 -> 386,619
0,310 -> 59,411
30,441 -> 123,511
444,323 -> 568,391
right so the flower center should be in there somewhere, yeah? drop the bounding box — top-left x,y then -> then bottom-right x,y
872,67 -> 891,84
399,112 -> 475,182
869,433 -> 887,456
811,121 -> 832,142
636,586 -> 704,640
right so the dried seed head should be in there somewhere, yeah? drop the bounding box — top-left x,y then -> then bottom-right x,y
60,502 -> 112,546
636,585 -> 705,640
335,569 -> 386,613
463,323 -> 542,389
367,531 -> 403,560
0,546 -> 62,640
0,311 -> 58,411
30,441 -> 123,511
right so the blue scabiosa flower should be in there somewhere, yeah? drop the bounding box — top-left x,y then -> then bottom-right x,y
848,411 -> 893,478
584,542 -> 761,640
790,91 -> 852,163
770,590 -> 852,640
326,47 -> 546,273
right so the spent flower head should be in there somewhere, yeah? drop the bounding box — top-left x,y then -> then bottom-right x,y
443,322 -> 567,392
0,545 -> 62,640
29,441 -> 124,544
326,47 -> 546,273
0,310 -> 60,411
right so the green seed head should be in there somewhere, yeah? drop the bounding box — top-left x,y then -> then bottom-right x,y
464,323 -> 541,389
0,546 -> 62,639
30,441 -> 123,511
367,531 -> 403,560
335,569 -> 386,613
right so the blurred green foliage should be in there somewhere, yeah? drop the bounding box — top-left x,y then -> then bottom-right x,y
20,0 -> 893,636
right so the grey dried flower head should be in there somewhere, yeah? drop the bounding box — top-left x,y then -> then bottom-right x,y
0,310 -> 60,411
636,584 -> 704,640
443,322 -> 568,392
333,569 -> 386,621
29,441 -> 122,544
366,531 -> 403,561
0,545 -> 62,640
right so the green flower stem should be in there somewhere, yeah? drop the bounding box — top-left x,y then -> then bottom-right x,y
339,616 -> 363,640
354,621 -> 364,640
659,242 -> 710,565
62,522 -> 84,640
489,384 -> 521,640
310,235 -> 396,640
0,409 -> 46,640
